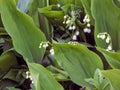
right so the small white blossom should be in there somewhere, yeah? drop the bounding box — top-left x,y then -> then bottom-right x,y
83,14 -> 90,23
43,43 -> 48,48
31,80 -> 34,84
97,34 -> 106,40
87,23 -> 91,27
106,36 -> 110,43
72,25 -> 76,30
75,31 -> 79,35
66,20 -> 71,24
26,71 -> 30,79
39,43 -> 43,48
64,15 -> 68,19
39,41 -> 49,48
50,48 -> 54,55
106,45 -> 112,51
26,71 -> 34,84
83,28 -> 91,33
68,26 -> 73,30
83,19 -> 86,23
63,21 -> 65,24
72,35 -> 77,40
83,28 -> 88,32
87,29 -> 91,33
57,4 -> 61,8
68,26 -> 76,30
86,18 -> 90,23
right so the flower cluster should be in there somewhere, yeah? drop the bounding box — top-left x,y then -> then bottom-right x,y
63,11 -> 77,30
72,31 -> 80,40
26,71 -> 34,84
39,41 -> 49,48
83,14 -> 91,33
97,32 -> 112,51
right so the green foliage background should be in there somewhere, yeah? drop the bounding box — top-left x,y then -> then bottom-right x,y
0,0 -> 120,90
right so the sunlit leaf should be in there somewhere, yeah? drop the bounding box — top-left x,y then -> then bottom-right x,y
97,47 -> 120,69
102,69 -> 120,90
0,0 -> 46,63
91,0 -> 120,50
38,5 -> 64,25
7,87 -> 20,90
53,43 -> 103,87
57,0 -> 74,5
28,0 -> 48,26
28,63 -> 64,90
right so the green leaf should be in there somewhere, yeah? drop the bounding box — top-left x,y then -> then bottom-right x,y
49,0 -> 58,5
53,43 -> 103,87
75,0 -> 83,8
7,87 -> 20,90
81,0 -> 91,14
0,0 -> 46,63
28,63 -> 64,90
91,0 -> 120,50
57,0 -> 74,5
46,65 -> 69,81
0,50 -> 18,71
102,69 -> 120,90
29,0 -> 53,41
3,68 -> 25,83
38,5 -> 64,25
28,0 -> 48,27
97,47 -> 120,69
92,69 -> 110,90
39,14 -> 53,42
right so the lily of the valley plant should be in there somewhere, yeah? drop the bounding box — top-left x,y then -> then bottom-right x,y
0,0 -> 120,90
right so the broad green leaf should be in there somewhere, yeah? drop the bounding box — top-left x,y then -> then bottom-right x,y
39,15 -> 53,42
28,63 -> 64,90
7,87 -> 20,90
46,65 -> 69,81
0,50 -> 18,71
53,43 -> 103,87
81,0 -> 91,15
75,0 -> 83,8
92,69 -> 110,90
28,0 -> 53,41
0,0 -> 46,63
85,69 -> 110,90
38,5 -> 64,25
39,14 -> 53,42
97,47 -> 120,69
91,0 -> 120,50
102,69 -> 120,90
57,0 -> 74,5
28,0 -> 48,26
